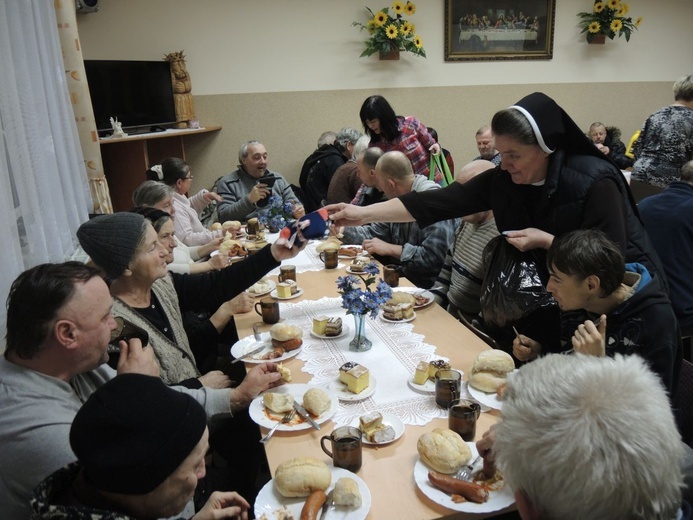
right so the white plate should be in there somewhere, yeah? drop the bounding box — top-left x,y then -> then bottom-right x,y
407,377 -> 436,395
210,250 -> 246,263
249,384 -> 338,431
351,412 -> 404,445
248,279 -> 276,298
467,384 -> 503,411
392,288 -> 435,309
229,332 -> 301,364
254,467 -> 371,520
309,324 -> 350,340
345,266 -> 368,275
327,375 -> 377,401
270,287 -> 304,300
414,443 -> 515,513
338,245 -> 363,259
379,311 -> 416,324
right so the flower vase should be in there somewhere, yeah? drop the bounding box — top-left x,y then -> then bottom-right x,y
268,224 -> 280,233
379,44 -> 400,61
587,34 -> 606,44
349,314 -> 372,352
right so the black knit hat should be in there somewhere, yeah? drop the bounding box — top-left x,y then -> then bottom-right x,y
70,374 -> 207,495
77,213 -> 145,279
509,92 -> 605,160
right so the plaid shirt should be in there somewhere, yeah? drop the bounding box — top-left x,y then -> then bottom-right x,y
370,116 -> 437,177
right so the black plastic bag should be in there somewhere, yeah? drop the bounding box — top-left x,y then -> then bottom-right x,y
480,236 -> 556,328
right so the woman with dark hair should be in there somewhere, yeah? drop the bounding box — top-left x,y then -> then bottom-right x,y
146,157 -> 222,246
359,95 -> 440,177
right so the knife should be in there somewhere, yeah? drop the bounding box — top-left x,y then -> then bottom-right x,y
293,402 -> 321,431
231,343 -> 266,364
319,489 -> 334,520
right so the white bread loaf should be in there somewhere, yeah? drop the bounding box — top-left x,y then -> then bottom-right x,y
270,323 -> 303,342
274,457 -> 331,497
263,392 -> 294,413
302,387 -> 331,416
417,428 -> 471,474
469,350 -> 515,393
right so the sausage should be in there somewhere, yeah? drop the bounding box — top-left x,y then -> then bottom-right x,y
300,489 -> 327,520
427,471 -> 489,503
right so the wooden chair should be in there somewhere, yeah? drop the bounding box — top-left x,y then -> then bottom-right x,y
456,311 -> 502,351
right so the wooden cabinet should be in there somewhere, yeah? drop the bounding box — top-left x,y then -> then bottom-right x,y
99,126 -> 222,211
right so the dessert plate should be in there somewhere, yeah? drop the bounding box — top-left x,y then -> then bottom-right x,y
392,288 -> 435,309
379,311 -> 416,324
467,384 -> 503,411
352,412 -> 404,445
309,324 -> 350,340
249,384 -> 337,432
254,467 -> 371,520
247,279 -> 276,298
327,375 -> 377,401
270,288 -> 304,300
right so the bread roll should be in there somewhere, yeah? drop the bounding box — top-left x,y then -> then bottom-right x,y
417,428 -> 471,474
390,292 -> 415,305
469,350 -> 514,393
333,477 -> 362,508
277,363 -> 292,383
275,457 -> 331,498
263,392 -> 294,413
316,238 -> 342,253
270,323 -> 303,342
302,388 -> 331,416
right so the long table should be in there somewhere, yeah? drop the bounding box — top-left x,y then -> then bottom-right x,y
234,263 -> 512,519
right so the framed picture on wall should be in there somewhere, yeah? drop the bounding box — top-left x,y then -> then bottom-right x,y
444,0 -> 556,61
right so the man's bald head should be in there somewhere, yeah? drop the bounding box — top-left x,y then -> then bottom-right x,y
376,151 -> 414,182
456,159 -> 496,185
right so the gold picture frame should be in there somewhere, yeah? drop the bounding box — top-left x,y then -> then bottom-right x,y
444,0 -> 556,62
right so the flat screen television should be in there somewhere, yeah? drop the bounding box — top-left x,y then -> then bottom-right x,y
84,60 -> 177,135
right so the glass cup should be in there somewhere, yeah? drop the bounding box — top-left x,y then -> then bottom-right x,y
435,369 -> 462,409
319,249 -> 339,269
254,297 -> 280,324
320,426 -> 362,473
246,218 -> 259,236
278,265 -> 297,282
449,399 -> 481,441
383,264 -> 399,287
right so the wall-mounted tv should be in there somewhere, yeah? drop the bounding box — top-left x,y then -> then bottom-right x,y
84,60 -> 177,135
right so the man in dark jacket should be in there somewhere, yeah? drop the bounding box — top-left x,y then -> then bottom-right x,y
589,122 -> 634,169
512,229 -> 680,392
639,160 -> 693,336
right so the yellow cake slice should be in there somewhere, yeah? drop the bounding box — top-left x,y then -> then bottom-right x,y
312,316 -> 329,335
339,362 -> 370,394
276,282 -> 292,298
428,359 -> 451,381
413,361 -> 430,385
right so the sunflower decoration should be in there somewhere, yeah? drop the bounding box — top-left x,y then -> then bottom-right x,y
577,0 -> 642,42
352,1 -> 426,58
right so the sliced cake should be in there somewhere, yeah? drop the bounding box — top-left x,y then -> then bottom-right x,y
312,316 -> 329,335
324,317 -> 343,336
276,282 -> 292,298
339,362 -> 370,394
413,361 -> 430,385
428,359 -> 451,381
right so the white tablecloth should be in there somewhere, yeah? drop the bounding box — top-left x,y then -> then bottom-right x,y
272,297 -> 455,427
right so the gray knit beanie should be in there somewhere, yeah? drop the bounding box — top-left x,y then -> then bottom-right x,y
77,213 -> 145,279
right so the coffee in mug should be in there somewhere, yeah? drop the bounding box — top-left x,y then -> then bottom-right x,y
246,218 -> 259,236
320,426 -> 362,473
383,264 -> 399,287
435,369 -> 462,409
254,297 -> 280,324
319,249 -> 339,269
278,265 -> 296,283
449,399 -> 481,441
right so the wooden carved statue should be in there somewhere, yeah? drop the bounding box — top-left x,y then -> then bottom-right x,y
164,50 -> 196,128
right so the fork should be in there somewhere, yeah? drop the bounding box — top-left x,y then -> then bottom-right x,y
260,409 -> 295,444
456,455 -> 481,481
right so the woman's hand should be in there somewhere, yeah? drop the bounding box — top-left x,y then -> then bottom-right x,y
572,315 -> 607,356
503,228 -> 554,251
208,251 -> 230,270
230,363 -> 283,411
270,233 -> 308,261
198,370 -> 232,389
226,292 -> 253,314
429,143 -> 442,155
199,237 -> 223,258
292,204 -> 306,219
192,491 -> 249,520
117,338 -> 160,377
200,190 -> 222,205
512,334 -> 541,362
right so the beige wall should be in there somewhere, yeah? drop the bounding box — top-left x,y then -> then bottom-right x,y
77,0 -> 693,191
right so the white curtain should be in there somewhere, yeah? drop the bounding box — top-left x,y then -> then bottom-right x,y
0,1 -> 92,343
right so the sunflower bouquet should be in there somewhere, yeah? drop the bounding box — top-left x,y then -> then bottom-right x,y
577,0 -> 642,42
352,2 -> 426,58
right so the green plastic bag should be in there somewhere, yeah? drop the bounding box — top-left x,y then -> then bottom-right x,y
429,153 -> 454,187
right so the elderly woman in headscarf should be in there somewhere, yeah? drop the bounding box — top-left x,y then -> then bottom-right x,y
77,212 -> 303,388
328,92 -> 663,351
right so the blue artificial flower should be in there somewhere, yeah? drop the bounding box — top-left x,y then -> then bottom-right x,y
283,201 -> 295,215
336,265 -> 386,318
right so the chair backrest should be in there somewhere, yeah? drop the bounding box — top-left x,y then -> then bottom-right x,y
456,311 -> 502,351
625,130 -> 640,159
674,359 -> 693,447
